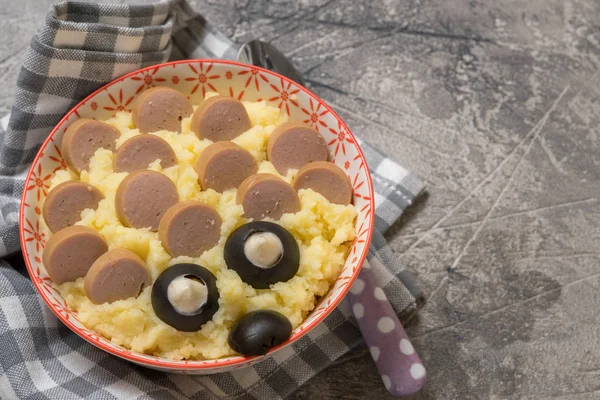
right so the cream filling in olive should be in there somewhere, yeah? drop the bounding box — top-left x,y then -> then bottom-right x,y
167,276 -> 208,315
244,232 -> 283,269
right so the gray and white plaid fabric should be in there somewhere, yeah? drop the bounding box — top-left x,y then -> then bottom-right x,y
0,1 -> 425,399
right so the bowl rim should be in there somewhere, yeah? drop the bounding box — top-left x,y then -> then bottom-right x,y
19,59 -> 375,369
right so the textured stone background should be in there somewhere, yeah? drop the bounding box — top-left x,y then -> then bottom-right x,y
2,0 -> 600,399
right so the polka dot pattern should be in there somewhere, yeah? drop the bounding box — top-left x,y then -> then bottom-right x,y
410,363 -> 426,380
347,259 -> 426,396
399,339 -> 414,355
373,287 -> 386,301
369,346 -> 380,362
352,303 -> 364,319
377,317 -> 395,333
381,375 -> 391,390
349,278 -> 365,294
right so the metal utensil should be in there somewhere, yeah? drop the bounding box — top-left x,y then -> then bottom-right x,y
236,39 -> 426,397
237,40 -> 304,85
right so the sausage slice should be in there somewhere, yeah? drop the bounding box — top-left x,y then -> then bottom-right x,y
194,141 -> 257,192
43,181 -> 104,233
267,121 -> 328,175
84,248 -> 150,304
131,87 -> 192,134
61,118 -> 119,173
190,95 -> 252,141
42,226 -> 108,285
115,170 -> 179,231
158,201 -> 222,257
293,161 -> 353,205
236,174 -> 301,220
114,134 -> 177,173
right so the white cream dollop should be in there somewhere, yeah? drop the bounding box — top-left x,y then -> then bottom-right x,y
167,276 -> 208,315
244,232 -> 283,269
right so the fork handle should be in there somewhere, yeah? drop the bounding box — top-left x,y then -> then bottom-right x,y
347,260 -> 426,397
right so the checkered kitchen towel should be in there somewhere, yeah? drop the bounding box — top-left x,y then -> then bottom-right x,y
0,1 -> 425,399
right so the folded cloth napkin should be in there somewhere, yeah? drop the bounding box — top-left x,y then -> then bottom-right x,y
0,1 -> 425,399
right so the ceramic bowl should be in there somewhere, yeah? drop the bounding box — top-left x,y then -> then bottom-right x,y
20,60 -> 374,374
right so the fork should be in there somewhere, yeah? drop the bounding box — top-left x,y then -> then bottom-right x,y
237,40 -> 427,397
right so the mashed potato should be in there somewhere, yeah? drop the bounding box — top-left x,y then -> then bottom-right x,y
51,95 -> 357,360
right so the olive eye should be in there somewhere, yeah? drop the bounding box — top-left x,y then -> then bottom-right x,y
167,275 -> 207,316
224,221 -> 300,289
151,263 -> 220,332
228,310 -> 293,356
244,231 -> 284,268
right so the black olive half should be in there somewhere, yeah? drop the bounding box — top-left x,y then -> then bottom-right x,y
224,221 -> 300,289
151,263 -> 220,332
228,310 -> 293,356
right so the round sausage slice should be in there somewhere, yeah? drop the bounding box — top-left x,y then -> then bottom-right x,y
61,118 -> 119,173
132,87 -> 192,134
293,161 -> 353,205
114,134 -> 177,173
115,170 -> 179,231
42,226 -> 108,285
194,142 -> 257,192
43,181 -> 104,233
84,248 -> 151,304
236,174 -> 301,220
267,121 -> 328,175
158,201 -> 222,257
190,95 -> 252,141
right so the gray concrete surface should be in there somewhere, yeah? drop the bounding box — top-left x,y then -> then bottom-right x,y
2,0 -> 600,399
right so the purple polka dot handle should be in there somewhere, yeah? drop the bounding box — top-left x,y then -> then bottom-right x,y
347,260 -> 426,397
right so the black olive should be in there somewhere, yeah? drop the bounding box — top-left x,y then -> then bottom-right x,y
224,221 -> 300,289
228,310 -> 293,356
151,263 -> 220,332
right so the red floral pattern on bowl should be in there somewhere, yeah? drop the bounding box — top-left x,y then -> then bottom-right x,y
19,60 -> 374,374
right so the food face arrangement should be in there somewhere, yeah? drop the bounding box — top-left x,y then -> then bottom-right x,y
41,87 -> 358,360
